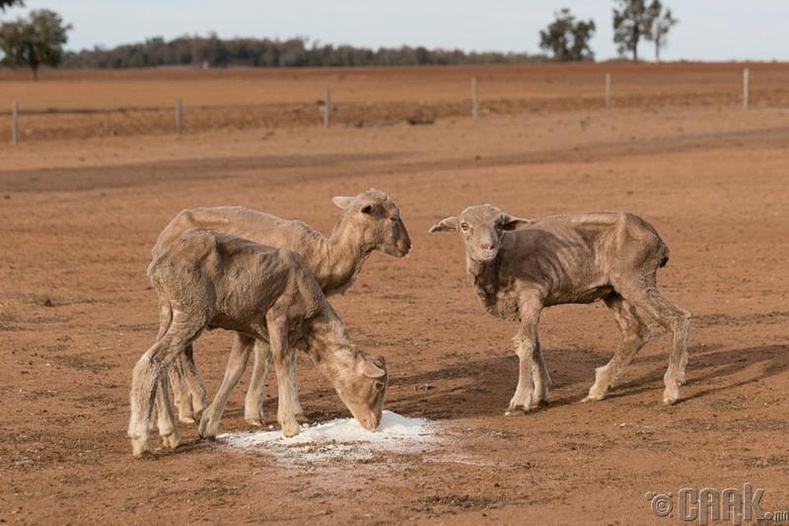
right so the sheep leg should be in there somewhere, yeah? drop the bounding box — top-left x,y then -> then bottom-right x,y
531,335 -> 551,406
244,340 -> 271,426
129,309 -> 202,456
198,332 -> 254,439
584,293 -> 650,402
618,284 -> 691,405
167,346 -> 206,424
506,304 -> 542,415
155,374 -> 181,450
267,316 -> 300,437
181,343 -> 208,421
129,346 -> 161,456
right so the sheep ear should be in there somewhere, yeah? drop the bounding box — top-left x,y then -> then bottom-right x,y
360,203 -> 378,215
357,359 -> 386,379
501,214 -> 534,231
428,216 -> 458,233
333,196 -> 354,209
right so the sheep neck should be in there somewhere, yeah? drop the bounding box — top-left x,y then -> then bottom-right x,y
319,216 -> 375,296
467,256 -> 500,302
303,316 -> 356,375
466,255 -> 519,321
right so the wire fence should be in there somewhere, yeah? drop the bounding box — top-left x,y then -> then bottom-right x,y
2,67 -> 788,143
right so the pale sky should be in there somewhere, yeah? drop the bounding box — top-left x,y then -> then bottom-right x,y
2,0 -> 787,62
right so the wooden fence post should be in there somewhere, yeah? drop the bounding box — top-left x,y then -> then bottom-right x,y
605,73 -> 612,109
471,77 -> 479,119
11,100 -> 19,144
743,68 -> 750,110
323,88 -> 332,128
175,99 -> 183,135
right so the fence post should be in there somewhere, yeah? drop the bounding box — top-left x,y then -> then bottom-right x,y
471,77 -> 479,119
11,100 -> 19,144
742,68 -> 750,110
323,88 -> 332,128
175,98 -> 183,135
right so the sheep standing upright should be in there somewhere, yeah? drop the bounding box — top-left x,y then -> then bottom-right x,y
429,205 -> 690,413
129,231 -> 388,457
152,189 -> 410,430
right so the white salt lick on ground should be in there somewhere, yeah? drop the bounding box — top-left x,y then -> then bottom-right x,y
219,411 -> 440,463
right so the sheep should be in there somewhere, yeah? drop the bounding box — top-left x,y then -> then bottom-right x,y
151,189 -> 410,431
429,205 -> 690,414
128,230 -> 388,457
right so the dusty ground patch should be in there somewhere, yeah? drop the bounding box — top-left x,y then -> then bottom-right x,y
1,64 -> 788,525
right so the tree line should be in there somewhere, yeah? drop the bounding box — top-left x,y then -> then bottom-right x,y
1,0 -> 678,80
60,36 -> 537,69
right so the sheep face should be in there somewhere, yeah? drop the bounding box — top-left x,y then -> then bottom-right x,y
429,204 -> 533,263
333,351 -> 388,431
333,189 -> 412,258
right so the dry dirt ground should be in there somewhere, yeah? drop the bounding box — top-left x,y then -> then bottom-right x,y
1,64 -> 788,525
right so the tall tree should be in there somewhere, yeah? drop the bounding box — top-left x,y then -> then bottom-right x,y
539,8 -> 596,62
0,0 -> 24,11
645,0 -> 677,62
0,9 -> 72,79
612,0 -> 659,61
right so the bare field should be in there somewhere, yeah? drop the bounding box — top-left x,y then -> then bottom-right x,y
2,62 -> 789,140
1,63 -> 789,525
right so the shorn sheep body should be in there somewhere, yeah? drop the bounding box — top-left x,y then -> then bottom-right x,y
430,205 -> 690,413
128,230 -> 388,456
150,189 -> 410,432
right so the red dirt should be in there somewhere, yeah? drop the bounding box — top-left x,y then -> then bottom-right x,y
1,64 -> 788,525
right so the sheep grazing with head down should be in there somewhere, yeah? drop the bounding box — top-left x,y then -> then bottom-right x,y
429,204 -> 690,414
128,230 -> 388,457
150,189 -> 410,433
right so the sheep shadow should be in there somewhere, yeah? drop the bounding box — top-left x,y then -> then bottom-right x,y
383,341 -> 789,420
244,340 -> 788,425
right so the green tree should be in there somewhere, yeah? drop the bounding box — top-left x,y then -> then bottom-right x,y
0,0 -> 24,11
645,0 -> 677,62
0,9 -> 71,79
539,8 -> 596,61
612,0 -> 659,61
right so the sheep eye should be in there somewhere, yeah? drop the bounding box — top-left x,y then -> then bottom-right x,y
460,222 -> 469,231
374,381 -> 385,392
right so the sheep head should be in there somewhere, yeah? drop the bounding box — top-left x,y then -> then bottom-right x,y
332,351 -> 388,431
429,204 -> 534,262
333,189 -> 411,257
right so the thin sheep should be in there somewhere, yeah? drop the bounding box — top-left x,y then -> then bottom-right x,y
128,230 -> 388,456
429,204 -> 690,413
152,189 -> 410,433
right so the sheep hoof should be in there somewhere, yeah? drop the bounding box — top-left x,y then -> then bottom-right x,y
178,415 -> 196,425
581,394 -> 604,403
245,417 -> 264,427
295,413 -> 310,424
280,419 -> 301,437
198,418 -> 218,439
161,432 -> 181,450
663,395 -> 679,405
131,438 -> 151,457
504,408 -> 527,417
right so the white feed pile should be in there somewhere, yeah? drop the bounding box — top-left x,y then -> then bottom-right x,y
219,411 -> 440,463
